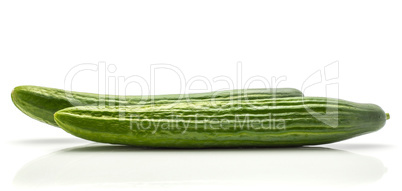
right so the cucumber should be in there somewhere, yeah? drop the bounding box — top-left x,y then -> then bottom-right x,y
11,85 -> 304,127
54,97 -> 389,148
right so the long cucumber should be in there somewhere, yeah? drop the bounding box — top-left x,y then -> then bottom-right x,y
54,97 -> 389,148
11,85 -> 304,127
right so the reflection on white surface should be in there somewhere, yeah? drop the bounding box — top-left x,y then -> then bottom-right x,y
13,144 -> 386,189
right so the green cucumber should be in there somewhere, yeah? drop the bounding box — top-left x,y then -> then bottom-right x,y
11,85 -> 303,127
54,97 -> 389,148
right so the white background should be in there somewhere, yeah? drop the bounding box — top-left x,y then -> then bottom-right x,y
1,0 -> 401,190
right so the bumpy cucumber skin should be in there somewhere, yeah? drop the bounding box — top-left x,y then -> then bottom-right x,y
54,97 -> 387,148
11,85 -> 304,127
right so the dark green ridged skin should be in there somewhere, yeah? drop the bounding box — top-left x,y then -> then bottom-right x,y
54,97 -> 388,148
11,85 -> 304,127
